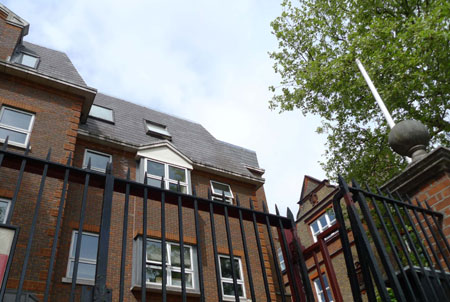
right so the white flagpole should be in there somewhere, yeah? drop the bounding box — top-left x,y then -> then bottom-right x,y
356,59 -> 396,129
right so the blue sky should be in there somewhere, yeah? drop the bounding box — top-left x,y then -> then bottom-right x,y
5,0 -> 327,214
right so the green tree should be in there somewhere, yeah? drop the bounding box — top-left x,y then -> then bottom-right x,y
269,0 -> 449,185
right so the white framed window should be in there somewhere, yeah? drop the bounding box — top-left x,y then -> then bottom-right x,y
210,181 -> 233,204
313,274 -> 334,302
146,159 -> 189,194
66,231 -> 98,281
0,198 -> 11,223
277,248 -> 286,272
83,149 -> 112,172
17,53 -> 39,68
218,255 -> 246,300
0,106 -> 35,147
310,208 -> 336,242
89,104 -> 114,122
146,121 -> 171,139
145,239 -> 195,289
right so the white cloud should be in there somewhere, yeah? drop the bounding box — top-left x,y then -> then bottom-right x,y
5,0 -> 327,215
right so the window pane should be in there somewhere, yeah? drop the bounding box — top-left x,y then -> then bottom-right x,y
171,271 -> 193,288
147,122 -> 171,137
311,221 -> 320,233
86,151 -> 110,171
147,177 -> 163,188
220,257 -> 241,279
0,128 -> 27,144
168,183 -> 187,193
147,241 -> 162,262
223,282 -> 244,297
0,108 -> 32,130
171,245 -> 191,268
318,215 -> 328,228
68,261 -> 96,280
71,233 -> 98,260
89,105 -> 113,121
0,200 -> 9,223
20,54 -> 38,68
147,160 -> 164,177
314,278 -> 323,291
168,166 -> 186,182
146,266 -> 162,284
211,182 -> 232,197
327,209 -> 336,222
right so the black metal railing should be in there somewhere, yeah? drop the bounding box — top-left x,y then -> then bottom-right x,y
0,140 -> 314,302
334,176 -> 450,302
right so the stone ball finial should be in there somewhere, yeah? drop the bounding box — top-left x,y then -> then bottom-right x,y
388,120 -> 430,163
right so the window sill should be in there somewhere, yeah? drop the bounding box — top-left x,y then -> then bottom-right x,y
223,297 -> 251,302
131,283 -> 200,296
62,277 -> 95,286
0,139 -> 30,150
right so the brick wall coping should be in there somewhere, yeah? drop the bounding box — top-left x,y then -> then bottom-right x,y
0,60 -> 96,122
381,146 -> 450,196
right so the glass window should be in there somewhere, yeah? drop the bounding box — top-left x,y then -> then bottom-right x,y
67,231 -> 98,281
145,239 -> 195,289
146,121 -> 171,138
18,53 -> 39,68
310,208 -> 337,242
219,255 -> 246,299
0,199 -> 11,223
210,181 -> 233,203
0,107 -> 34,146
146,160 -> 189,194
277,248 -> 286,272
83,149 -> 112,172
313,274 -> 334,302
89,105 -> 114,122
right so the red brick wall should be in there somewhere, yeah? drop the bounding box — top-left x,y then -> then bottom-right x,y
0,12 -> 22,61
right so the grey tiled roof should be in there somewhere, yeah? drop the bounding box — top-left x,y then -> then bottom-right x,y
80,93 -> 262,180
14,41 -> 87,87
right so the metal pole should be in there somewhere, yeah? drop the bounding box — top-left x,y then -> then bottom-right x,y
356,59 -> 395,129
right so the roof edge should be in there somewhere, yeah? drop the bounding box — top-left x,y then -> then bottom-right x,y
0,60 -> 96,122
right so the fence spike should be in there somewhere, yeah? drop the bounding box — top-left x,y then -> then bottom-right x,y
222,190 -> 225,202
160,176 -> 165,189
275,204 -> 280,216
249,198 -> 254,210
286,207 -> 295,220
66,152 -> 72,166
192,186 -> 197,196
87,157 -> 92,170
262,201 -> 268,213
46,148 -> 52,160
207,187 -> 212,200
2,136 -> 9,150
144,172 -> 148,185
235,194 -> 241,206
177,180 -> 181,192
126,167 -> 130,180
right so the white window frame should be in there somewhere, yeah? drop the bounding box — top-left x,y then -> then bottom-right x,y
17,52 -> 40,68
0,106 -> 35,148
65,231 -> 98,282
313,274 -> 334,302
83,149 -> 112,173
310,208 -> 336,242
277,248 -> 286,272
145,159 -> 189,194
145,239 -> 196,289
146,121 -> 171,139
88,104 -> 114,123
210,180 -> 234,204
0,198 -> 11,224
218,255 -> 246,301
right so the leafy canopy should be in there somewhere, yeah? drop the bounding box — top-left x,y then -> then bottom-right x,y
269,0 -> 449,186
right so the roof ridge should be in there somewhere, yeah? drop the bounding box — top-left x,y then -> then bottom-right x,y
216,139 -> 256,154
22,41 -> 67,55
97,92 -> 203,126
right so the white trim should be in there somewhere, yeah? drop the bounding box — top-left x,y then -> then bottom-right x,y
16,53 -> 40,69
137,142 -> 193,166
66,231 -> 98,282
145,158 -> 190,194
82,148 -> 112,172
89,104 -> 114,123
0,198 -> 11,224
310,209 -> 336,242
0,106 -> 35,148
313,275 -> 334,302
277,248 -> 286,272
218,255 -> 246,300
210,180 -> 234,204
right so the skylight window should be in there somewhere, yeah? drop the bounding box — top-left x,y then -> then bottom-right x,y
17,53 -> 39,68
89,105 -> 114,122
146,121 -> 171,139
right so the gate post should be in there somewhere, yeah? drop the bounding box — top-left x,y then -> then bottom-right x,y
93,163 -> 114,302
279,209 -> 315,302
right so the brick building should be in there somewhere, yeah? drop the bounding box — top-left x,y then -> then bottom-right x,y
0,4 -> 283,301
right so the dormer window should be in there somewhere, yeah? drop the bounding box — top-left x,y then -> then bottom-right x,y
146,121 -> 171,140
89,105 -> 114,123
17,53 -> 39,68
210,181 -> 233,204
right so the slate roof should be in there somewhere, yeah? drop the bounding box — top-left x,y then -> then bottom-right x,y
80,93 -> 262,180
12,41 -> 87,87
